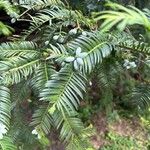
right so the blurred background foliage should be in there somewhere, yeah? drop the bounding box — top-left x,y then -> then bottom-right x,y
0,0 -> 149,150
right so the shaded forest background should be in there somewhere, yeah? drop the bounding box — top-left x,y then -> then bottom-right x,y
0,0 -> 150,150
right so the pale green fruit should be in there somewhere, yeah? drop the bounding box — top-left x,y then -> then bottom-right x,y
45,41 -> 49,45
58,37 -> 64,43
11,18 -> 16,24
61,62 -> 65,67
69,28 -> 77,35
76,47 -> 82,57
129,62 -> 137,68
73,60 -> 79,70
65,56 -> 75,62
32,129 -> 38,135
53,35 -> 59,40
82,31 -> 87,36
76,58 -> 84,65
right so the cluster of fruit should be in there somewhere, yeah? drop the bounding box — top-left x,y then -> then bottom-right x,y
50,28 -> 87,44
123,59 -> 137,69
65,47 -> 87,70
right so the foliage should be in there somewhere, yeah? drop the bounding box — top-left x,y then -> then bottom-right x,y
140,108 -> 150,130
0,0 -> 18,36
0,0 -> 149,149
93,2 -> 150,32
100,132 -> 147,150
